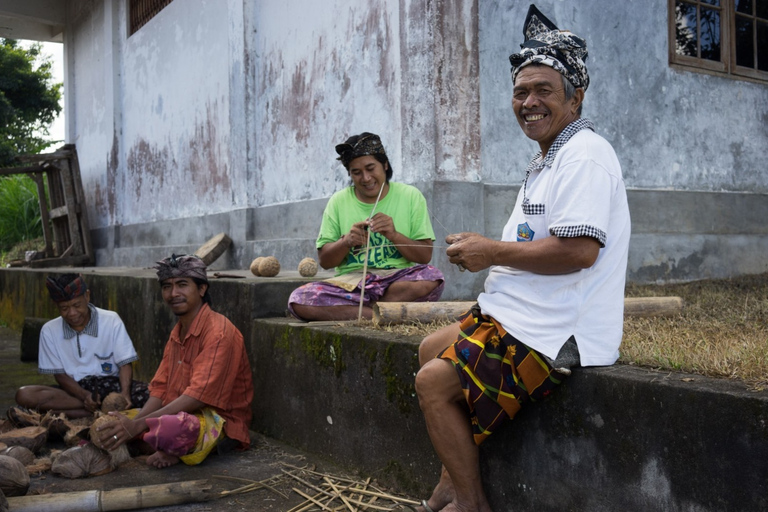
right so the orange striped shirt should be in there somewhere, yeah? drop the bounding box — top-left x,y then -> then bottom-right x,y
149,303 -> 253,448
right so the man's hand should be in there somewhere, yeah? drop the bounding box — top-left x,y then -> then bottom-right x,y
82,391 -> 101,413
120,391 -> 133,410
97,412 -> 144,451
445,232 -> 497,272
367,213 -> 396,240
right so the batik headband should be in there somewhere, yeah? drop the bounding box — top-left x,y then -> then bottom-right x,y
46,274 -> 88,302
335,133 -> 386,168
509,4 -> 589,91
155,253 -> 208,283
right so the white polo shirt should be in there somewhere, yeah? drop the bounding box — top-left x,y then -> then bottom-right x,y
477,125 -> 631,366
38,305 -> 139,382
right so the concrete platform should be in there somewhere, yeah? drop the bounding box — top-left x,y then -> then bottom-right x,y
2,267 -> 768,511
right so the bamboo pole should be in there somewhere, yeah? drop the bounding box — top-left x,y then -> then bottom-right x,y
6,480 -> 212,512
373,297 -> 685,325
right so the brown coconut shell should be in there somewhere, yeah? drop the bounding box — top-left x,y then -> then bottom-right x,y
298,257 -> 318,277
41,413 -> 91,446
258,256 -> 280,277
51,444 -> 113,478
101,392 -> 130,412
89,415 -> 119,451
0,426 -> 47,454
0,454 -> 30,496
249,257 -> 266,276
5,408 -> 41,428
0,446 -> 34,466
0,419 -> 16,434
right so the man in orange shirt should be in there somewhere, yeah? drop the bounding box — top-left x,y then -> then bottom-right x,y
98,254 -> 254,468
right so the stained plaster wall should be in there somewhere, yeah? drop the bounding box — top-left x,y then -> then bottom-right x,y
62,0 -> 767,295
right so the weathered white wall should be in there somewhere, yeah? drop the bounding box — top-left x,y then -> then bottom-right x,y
58,0 -> 767,286
480,0 -> 768,192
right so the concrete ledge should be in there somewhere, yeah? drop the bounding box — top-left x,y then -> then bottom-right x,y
253,318 -> 768,511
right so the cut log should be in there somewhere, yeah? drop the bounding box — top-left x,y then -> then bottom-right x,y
373,297 -> 685,325
623,296 -> 685,318
194,233 -> 232,266
6,479 -> 213,512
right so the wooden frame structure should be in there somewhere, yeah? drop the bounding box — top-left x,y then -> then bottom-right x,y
0,144 -> 95,267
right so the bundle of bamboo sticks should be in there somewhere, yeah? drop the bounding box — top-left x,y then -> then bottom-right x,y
216,462 -> 419,511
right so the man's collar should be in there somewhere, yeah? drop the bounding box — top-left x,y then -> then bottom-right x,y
171,303 -> 211,343
524,118 -> 595,177
62,304 -> 99,340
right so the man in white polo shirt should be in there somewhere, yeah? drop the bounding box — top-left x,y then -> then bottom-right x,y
12,273 -> 148,420
413,5 -> 631,512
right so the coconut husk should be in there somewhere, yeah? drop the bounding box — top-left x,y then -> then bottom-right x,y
6,407 -> 41,428
101,392 -> 130,412
41,413 -> 91,446
298,257 -> 318,277
258,256 -> 280,277
0,419 -> 15,434
26,456 -> 53,475
0,426 -> 47,454
0,455 -> 30,497
0,446 -> 34,466
249,257 -> 266,276
51,444 -> 113,478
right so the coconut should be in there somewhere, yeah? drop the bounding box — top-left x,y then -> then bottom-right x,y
258,256 -> 280,277
51,444 -> 113,478
0,446 -> 34,466
0,455 -> 30,496
41,413 -> 91,446
101,392 -> 130,412
89,415 -> 119,451
5,407 -> 41,428
88,415 -> 132,470
0,426 -> 47,454
249,257 -> 265,276
298,257 -> 318,277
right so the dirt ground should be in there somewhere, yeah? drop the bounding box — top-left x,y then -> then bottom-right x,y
0,325 -> 419,512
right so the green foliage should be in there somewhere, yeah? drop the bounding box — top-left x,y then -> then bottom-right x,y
0,175 -> 43,252
0,38 -> 62,167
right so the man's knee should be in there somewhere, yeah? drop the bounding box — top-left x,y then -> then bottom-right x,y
16,386 -> 42,408
415,359 -> 459,405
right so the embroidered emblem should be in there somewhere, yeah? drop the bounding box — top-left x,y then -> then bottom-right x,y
101,362 -> 113,373
517,222 -> 534,242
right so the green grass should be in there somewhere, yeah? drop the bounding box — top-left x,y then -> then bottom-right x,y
0,175 -> 44,252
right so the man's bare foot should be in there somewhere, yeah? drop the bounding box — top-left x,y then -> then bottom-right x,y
418,467 -> 456,511
146,450 -> 180,468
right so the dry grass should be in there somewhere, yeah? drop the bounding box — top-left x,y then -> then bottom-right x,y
373,272 -> 768,390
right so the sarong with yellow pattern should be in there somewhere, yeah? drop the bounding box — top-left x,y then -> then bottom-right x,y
438,304 -> 568,445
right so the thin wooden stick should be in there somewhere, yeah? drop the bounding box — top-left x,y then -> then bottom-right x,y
324,477 -> 356,512
293,487 -> 334,511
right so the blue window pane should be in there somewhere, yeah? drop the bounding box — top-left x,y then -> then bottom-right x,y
675,1 -> 699,56
700,8 -> 721,61
735,0 -> 753,14
701,0 -> 720,5
735,16 -> 754,67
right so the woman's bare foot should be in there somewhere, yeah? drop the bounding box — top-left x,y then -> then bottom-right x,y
418,467 -> 456,511
146,450 -> 180,468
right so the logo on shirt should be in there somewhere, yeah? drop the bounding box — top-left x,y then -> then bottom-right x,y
517,222 -> 534,242
101,362 -> 113,374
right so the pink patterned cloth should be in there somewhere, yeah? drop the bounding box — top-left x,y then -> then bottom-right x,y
144,411 -> 201,457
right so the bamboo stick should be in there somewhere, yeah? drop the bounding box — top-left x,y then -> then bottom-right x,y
6,480 -> 212,512
373,297 -> 685,325
324,477 -> 356,512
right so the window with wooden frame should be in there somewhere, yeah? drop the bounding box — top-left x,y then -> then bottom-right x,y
129,0 -> 175,36
669,0 -> 768,82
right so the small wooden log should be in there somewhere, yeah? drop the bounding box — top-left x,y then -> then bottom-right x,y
373,297 -> 684,325
6,479 -> 213,512
194,233 -> 232,266
623,296 -> 684,318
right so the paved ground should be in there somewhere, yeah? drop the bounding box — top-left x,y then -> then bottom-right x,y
0,325 -> 419,511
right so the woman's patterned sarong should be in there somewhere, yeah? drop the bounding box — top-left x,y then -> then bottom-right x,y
141,408 -> 226,465
438,305 -> 568,445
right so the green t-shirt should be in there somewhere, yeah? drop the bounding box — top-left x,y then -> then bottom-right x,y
317,182 -> 436,276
